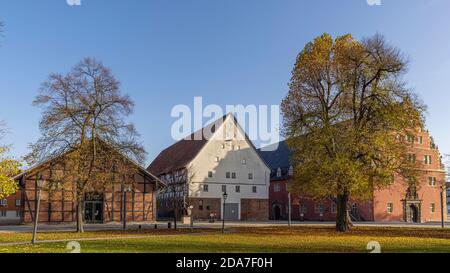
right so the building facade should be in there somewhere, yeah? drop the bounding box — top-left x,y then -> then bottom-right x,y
0,191 -> 22,225
260,128 -> 446,223
12,147 -> 160,224
148,114 -> 271,221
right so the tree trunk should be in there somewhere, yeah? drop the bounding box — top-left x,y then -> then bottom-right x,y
173,197 -> 178,230
336,193 -> 350,232
76,201 -> 85,233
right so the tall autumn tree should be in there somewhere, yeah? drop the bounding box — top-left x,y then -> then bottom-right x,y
27,58 -> 146,232
282,33 -> 425,232
0,124 -> 21,199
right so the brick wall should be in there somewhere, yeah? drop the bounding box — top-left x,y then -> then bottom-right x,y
241,199 -> 269,221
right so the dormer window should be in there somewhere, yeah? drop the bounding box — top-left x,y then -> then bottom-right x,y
276,168 -> 282,178
242,159 -> 247,165
288,165 -> 294,176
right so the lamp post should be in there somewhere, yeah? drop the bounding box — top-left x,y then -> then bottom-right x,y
288,192 -> 292,227
441,184 -> 447,229
123,185 -> 132,230
222,191 -> 228,234
32,175 -> 45,244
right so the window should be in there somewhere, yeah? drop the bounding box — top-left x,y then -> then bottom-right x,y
407,134 -> 414,143
430,203 -> 436,213
417,136 -> 423,144
222,185 -> 227,193
0,199 -> 7,206
236,145 -> 241,151
235,186 -> 240,193
314,204 -> 324,214
252,186 -> 257,193
231,172 -> 236,179
15,199 -> 21,207
288,166 -> 294,176
16,210 -> 20,217
274,183 -> 281,192
221,144 -> 225,149
208,171 -> 213,178
276,168 -> 282,177
226,172 -> 231,179
331,203 -> 337,213
407,154 -> 416,163
242,159 -> 246,165
215,157 -> 220,163
248,173 -> 253,180
0,211 -> 6,217
428,177 -> 437,187
424,155 -> 432,165
387,203 -> 394,214
199,200 -> 204,210
299,204 -> 307,214
203,184 -> 209,192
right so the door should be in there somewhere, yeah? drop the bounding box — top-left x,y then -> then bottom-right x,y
224,203 -> 239,221
409,204 -> 419,223
273,204 -> 281,220
85,201 -> 103,223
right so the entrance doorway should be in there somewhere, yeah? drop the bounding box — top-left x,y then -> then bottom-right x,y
409,204 -> 419,223
84,193 -> 104,224
272,204 -> 282,220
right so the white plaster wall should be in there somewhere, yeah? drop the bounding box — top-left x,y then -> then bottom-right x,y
187,115 -> 270,219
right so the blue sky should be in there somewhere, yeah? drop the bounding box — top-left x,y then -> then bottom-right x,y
0,0 -> 449,166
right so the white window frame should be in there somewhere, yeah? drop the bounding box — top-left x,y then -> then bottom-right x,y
274,183 -> 281,192
387,203 -> 393,214
15,199 -> 21,207
424,155 -> 432,165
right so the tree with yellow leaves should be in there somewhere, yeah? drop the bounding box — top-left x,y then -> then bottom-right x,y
282,33 -> 425,232
0,124 -> 21,199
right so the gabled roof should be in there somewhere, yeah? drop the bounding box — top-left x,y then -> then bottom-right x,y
14,139 -> 165,187
258,140 -> 293,170
258,140 -> 293,180
147,113 -> 271,175
147,115 -> 226,175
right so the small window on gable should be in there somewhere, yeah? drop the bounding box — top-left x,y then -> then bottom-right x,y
276,168 -> 282,178
417,136 -> 423,144
248,173 -> 253,180
242,159 -> 246,165
208,171 -> 213,178
424,155 -> 432,165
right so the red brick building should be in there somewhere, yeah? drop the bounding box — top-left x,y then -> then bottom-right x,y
259,129 -> 446,223
0,190 -> 22,225
11,147 -> 161,225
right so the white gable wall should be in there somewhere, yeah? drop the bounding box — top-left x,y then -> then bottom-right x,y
187,115 -> 270,220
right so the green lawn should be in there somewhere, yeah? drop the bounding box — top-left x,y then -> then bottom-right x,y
2,226 -> 450,253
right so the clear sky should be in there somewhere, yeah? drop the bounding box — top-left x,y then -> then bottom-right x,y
0,0 -> 449,166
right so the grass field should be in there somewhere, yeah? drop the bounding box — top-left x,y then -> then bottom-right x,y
2,226 -> 450,253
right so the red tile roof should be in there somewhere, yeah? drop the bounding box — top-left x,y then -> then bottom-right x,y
147,115 -> 226,175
